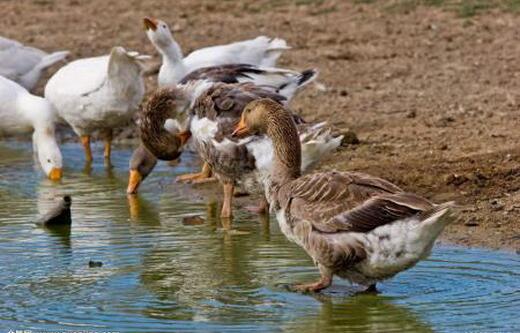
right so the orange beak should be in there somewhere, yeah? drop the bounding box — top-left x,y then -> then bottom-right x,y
176,130 -> 191,146
127,194 -> 140,219
231,118 -> 250,137
127,169 -> 142,194
143,17 -> 158,31
49,167 -> 62,181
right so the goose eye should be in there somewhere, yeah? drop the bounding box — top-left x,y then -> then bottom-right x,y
47,159 -> 51,163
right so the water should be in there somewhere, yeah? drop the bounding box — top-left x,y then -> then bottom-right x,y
0,141 -> 519,333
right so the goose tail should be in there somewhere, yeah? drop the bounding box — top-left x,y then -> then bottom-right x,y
260,37 -> 290,67
299,122 -> 343,172
37,51 -> 70,71
278,68 -> 319,100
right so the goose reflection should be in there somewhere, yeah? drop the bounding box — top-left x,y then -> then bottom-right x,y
284,294 -> 434,333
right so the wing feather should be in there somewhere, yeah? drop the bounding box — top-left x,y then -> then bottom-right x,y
284,171 -> 427,234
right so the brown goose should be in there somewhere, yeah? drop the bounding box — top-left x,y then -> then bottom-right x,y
138,80 -> 342,218
232,99 -> 456,293
127,64 -> 318,193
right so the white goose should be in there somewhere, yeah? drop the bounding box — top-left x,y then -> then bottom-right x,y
0,36 -> 69,91
143,17 -> 290,87
0,76 -> 63,180
45,47 -> 149,162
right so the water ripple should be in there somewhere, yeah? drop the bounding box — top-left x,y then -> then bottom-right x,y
0,142 -> 518,332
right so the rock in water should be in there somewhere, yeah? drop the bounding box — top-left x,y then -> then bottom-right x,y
88,260 -> 103,268
35,196 -> 72,227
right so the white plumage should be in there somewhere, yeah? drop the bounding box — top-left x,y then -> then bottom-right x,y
143,17 -> 290,87
0,36 -> 69,91
45,46 -> 148,161
0,76 -> 62,179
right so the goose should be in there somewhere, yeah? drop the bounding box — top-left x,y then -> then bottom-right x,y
127,63 -> 319,194
143,17 -> 290,87
45,47 -> 149,162
0,76 -> 63,180
139,79 -> 342,218
0,36 -> 69,91
232,99 -> 456,293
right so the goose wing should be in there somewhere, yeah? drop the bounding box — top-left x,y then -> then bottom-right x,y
283,171 -> 432,233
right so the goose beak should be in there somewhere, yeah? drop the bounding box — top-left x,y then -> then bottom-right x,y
49,168 -> 62,181
232,118 -> 249,137
127,169 -> 142,194
143,17 -> 158,31
176,130 -> 191,146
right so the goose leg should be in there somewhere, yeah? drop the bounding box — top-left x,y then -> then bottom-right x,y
80,135 -> 93,162
103,129 -> 113,161
176,162 -> 216,184
292,265 -> 332,293
245,196 -> 269,215
220,183 -> 234,219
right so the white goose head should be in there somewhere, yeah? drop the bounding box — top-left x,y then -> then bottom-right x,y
17,90 -> 63,180
143,17 -> 174,49
33,126 -> 63,180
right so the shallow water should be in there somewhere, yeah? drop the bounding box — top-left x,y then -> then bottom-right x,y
0,141 -> 519,333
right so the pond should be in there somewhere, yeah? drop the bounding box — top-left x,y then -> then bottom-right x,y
0,141 -> 519,332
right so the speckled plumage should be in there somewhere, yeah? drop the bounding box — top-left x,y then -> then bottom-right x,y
240,99 -> 456,291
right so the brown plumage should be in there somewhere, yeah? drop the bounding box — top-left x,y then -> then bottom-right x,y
180,64 -> 268,84
138,88 -> 186,161
235,99 -> 457,293
132,64 -> 316,193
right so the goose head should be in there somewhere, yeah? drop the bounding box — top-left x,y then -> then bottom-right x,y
127,144 -> 158,194
233,98 -> 301,180
232,99 -> 272,137
33,126 -> 63,181
138,87 -> 191,162
143,17 -> 173,49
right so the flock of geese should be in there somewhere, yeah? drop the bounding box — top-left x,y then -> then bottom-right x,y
0,17 -> 457,293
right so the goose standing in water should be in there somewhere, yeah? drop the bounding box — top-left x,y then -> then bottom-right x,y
138,77 -> 342,218
143,17 -> 289,86
0,36 -> 69,91
0,76 -> 62,180
127,64 -> 320,194
232,99 -> 456,292
128,17 -> 290,193
45,47 -> 149,163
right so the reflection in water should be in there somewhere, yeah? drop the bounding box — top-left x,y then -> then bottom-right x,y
43,225 -> 72,249
0,141 -> 519,332
286,295 -> 435,333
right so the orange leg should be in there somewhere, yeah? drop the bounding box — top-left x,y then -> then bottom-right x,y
292,265 -> 333,293
103,129 -> 113,160
176,162 -> 216,184
220,183 -> 234,219
80,135 -> 93,162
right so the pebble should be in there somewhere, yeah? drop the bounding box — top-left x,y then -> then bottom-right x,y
489,199 -> 505,211
445,173 -> 468,186
341,130 -> 360,146
88,260 -> 103,268
406,110 -> 416,119
182,215 -> 205,226
464,218 -> 479,227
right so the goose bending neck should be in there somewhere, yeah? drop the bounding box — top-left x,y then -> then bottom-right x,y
264,106 -> 302,186
139,89 -> 184,160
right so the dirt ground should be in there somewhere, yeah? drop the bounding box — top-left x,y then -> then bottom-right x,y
2,0 -> 519,251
